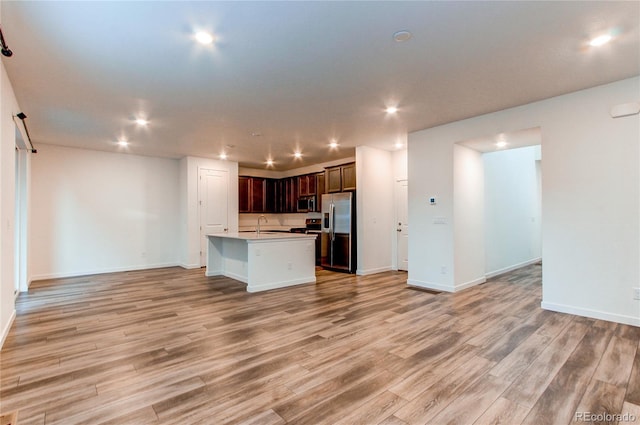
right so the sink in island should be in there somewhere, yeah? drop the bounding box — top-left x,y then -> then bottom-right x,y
205,232 -> 317,292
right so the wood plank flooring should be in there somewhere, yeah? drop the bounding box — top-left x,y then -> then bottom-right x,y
1,264 -> 639,424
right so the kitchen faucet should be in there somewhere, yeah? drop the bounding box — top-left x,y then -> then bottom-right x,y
257,215 -> 268,235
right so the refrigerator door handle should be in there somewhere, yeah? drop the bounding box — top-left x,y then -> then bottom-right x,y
330,203 -> 335,241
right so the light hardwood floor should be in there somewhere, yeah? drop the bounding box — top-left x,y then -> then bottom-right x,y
1,264 -> 639,424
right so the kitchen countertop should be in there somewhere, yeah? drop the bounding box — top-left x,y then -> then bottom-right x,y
237,226 -> 293,232
207,232 -> 316,241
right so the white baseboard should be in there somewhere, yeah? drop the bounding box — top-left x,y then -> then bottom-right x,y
456,276 -> 487,291
356,266 -> 393,276
0,309 -> 16,350
206,270 -> 248,284
29,262 -> 180,283
247,276 -> 316,293
542,301 -> 640,327
407,279 -> 456,293
407,276 -> 486,293
179,263 -> 202,270
485,257 -> 542,279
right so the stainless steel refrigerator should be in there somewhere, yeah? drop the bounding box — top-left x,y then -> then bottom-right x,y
321,192 -> 355,273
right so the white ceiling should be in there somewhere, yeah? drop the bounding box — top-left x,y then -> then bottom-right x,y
1,1 -> 638,170
458,127 -> 542,153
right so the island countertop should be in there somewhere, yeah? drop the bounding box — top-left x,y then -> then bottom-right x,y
205,232 -> 317,292
207,232 -> 317,241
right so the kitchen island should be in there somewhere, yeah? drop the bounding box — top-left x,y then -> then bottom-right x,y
205,232 -> 317,292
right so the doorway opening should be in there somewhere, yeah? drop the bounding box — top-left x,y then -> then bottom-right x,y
14,125 -> 29,294
455,127 -> 542,280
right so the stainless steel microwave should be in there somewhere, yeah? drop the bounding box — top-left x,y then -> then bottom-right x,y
297,196 -> 316,212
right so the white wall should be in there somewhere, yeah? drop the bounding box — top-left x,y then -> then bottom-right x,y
0,57 -> 28,347
180,156 -> 238,268
453,144 -> 485,290
30,145 -> 181,280
409,77 -> 640,326
407,133 -> 455,289
392,149 -> 407,181
355,146 -> 394,275
484,145 -> 541,276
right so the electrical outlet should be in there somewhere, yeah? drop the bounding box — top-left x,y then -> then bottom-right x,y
287,262 -> 293,270
633,287 -> 640,300
441,266 -> 447,275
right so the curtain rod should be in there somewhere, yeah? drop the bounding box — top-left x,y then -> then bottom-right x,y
15,113 -> 37,153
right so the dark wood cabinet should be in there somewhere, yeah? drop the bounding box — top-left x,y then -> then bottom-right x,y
265,178 -> 277,213
239,164 -> 350,214
276,179 -> 286,213
239,176 -> 276,213
341,163 -> 356,191
276,178 -> 297,213
239,176 -> 251,213
326,167 -> 342,193
286,177 -> 299,212
298,174 -> 317,197
315,172 -> 325,211
298,175 -> 309,197
326,162 -> 355,193
250,178 -> 265,212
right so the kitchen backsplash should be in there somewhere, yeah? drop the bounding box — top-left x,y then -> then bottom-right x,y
239,212 -> 322,231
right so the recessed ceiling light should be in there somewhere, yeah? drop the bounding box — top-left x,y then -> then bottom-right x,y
386,106 -> 398,114
293,152 -> 302,159
329,139 -> 339,148
266,159 -> 274,167
496,141 -> 507,148
395,141 -> 404,149
195,31 -> 214,45
219,153 -> 227,160
251,132 -> 262,137
135,118 -> 148,126
589,34 -> 612,47
393,30 -> 412,42
117,138 -> 128,146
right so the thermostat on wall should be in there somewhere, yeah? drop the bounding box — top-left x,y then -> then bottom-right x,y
429,196 -> 436,205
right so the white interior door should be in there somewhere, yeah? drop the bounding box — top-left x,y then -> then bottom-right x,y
199,168 -> 228,266
396,179 -> 408,271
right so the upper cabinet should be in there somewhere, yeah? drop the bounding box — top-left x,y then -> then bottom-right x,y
239,163 -> 353,213
298,174 -> 317,197
326,162 -> 356,193
239,176 -> 251,213
341,163 -> 356,191
326,167 -> 342,193
315,172 -> 325,211
239,176 -> 276,213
